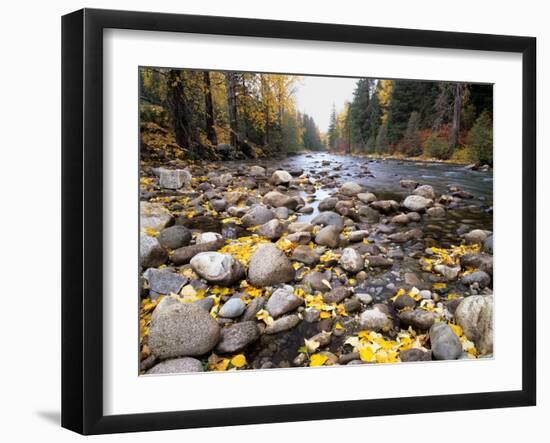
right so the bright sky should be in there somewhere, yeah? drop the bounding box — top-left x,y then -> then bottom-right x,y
294,75 -> 359,133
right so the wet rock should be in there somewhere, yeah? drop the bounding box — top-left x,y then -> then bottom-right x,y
455,295 -> 493,354
143,268 -> 187,295
248,243 -> 295,287
242,296 -> 266,321
146,357 -> 203,374
264,314 -> 301,334
302,271 -> 332,292
195,232 -> 223,245
366,255 -> 393,268
389,228 -> 422,243
344,297 -> 362,313
315,225 -> 341,248
403,195 -> 432,212
257,219 -> 285,240
462,253 -> 494,275
311,211 -> 344,230
159,168 -> 192,189
194,296 -> 215,312
358,205 -> 380,222
190,252 -> 244,286
216,321 -> 260,353
241,205 -> 275,227
250,165 -> 266,177
359,309 -> 392,332
400,179 -> 418,189
357,192 -> 377,204
430,322 -> 462,360
355,291 -> 373,305
393,294 -> 417,310
461,271 -> 491,288
339,181 -> 363,196
140,234 -> 168,268
398,309 -> 437,330
434,264 -> 461,281
271,170 -> 293,185
426,206 -> 446,218
318,197 -> 339,211
484,236 -> 493,254
287,232 -> 312,244
273,207 -> 290,220
399,349 -> 432,362
371,200 -> 398,213
413,184 -> 436,199
291,245 -> 321,265
323,286 -> 351,303
288,222 -> 314,233
218,298 -> 246,318
348,230 -> 369,242
263,191 -> 298,209
339,247 -> 364,273
158,225 -> 191,249
149,302 -> 220,358
464,229 -> 488,245
140,202 -> 173,231
266,285 -> 304,317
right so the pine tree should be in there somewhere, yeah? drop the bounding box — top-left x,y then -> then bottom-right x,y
402,111 -> 421,156
327,104 -> 338,150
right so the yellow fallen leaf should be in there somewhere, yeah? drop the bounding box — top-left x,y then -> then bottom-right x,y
319,311 -> 332,319
449,323 -> 463,337
334,322 -> 343,330
359,346 -> 375,362
230,354 -> 247,368
433,282 -> 447,290
304,338 -> 320,352
309,354 -> 329,367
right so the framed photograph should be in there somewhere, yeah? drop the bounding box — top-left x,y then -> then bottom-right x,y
62,8 -> 536,435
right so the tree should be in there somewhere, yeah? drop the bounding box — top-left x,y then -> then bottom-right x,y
327,104 -> 337,150
203,71 -> 217,145
402,111 -> 421,156
448,83 -> 465,151
466,110 -> 493,164
167,69 -> 199,157
225,72 -> 239,148
375,122 -> 389,153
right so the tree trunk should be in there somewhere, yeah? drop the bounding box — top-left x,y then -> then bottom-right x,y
225,72 -> 239,147
448,83 -> 463,150
168,70 -> 198,157
203,71 -> 217,145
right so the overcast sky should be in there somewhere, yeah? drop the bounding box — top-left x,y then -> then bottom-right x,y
294,75 -> 359,133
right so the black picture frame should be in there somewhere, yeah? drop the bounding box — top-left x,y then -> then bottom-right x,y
62,8 -> 537,435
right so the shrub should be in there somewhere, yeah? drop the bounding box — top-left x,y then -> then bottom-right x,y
424,132 -> 450,159
466,110 -> 493,165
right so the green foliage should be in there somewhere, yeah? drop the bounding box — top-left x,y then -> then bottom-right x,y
327,105 -> 338,149
424,132 -> 450,159
401,111 -> 422,156
375,122 -> 389,154
466,110 -> 493,164
302,113 -> 324,151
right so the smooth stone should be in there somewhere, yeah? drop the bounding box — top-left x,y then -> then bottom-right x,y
461,271 -> 491,288
398,309 -> 437,330
257,219 -> 285,240
403,195 -> 432,212
195,232 -> 223,245
265,285 -> 303,317
143,268 -> 187,295
158,225 -> 192,249
271,170 -> 293,185
190,252 -> 244,286
140,234 -> 168,268
291,245 -> 321,265
146,357 -> 203,374
218,298 -> 246,318
264,314 -> 301,334
413,184 -> 435,199
302,271 -> 332,292
357,192 -> 377,204
171,238 -> 226,265
149,303 -> 220,358
248,243 -> 295,287
455,295 -> 493,354
140,201 -> 173,231
322,286 -> 351,304
339,181 -> 363,196
339,247 -> 364,273
215,321 -> 260,353
311,211 -> 344,230
430,322 -> 462,360
159,168 -> 192,189
359,309 -> 392,332
315,225 -> 341,248
464,229 -> 488,245
399,349 -> 432,362
241,205 -> 275,227
242,296 -> 266,321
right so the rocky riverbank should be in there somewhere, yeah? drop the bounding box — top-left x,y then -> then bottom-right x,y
139,153 -> 493,374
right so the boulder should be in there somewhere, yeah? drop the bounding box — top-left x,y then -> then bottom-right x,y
140,202 -> 173,231
400,179 -> 418,189
288,222 -> 314,233
140,234 -> 168,268
159,168 -> 192,189
359,309 -> 392,332
429,322 -> 462,360
434,264 -> 461,281
399,349 -> 432,362
263,191 -> 298,209
348,230 -> 369,242
464,229 -> 488,245
146,357 -> 203,374
357,192 -> 377,204
171,238 -> 225,265
311,211 -> 344,230
158,225 -> 191,249
365,255 -> 393,268
322,286 -> 351,304
218,297 -> 246,318
291,245 -> 321,265
426,206 -> 446,218
149,302 -> 220,358
270,170 -> 293,185
403,195 -> 432,212
318,197 -> 338,211
264,314 -> 301,334
398,309 -> 437,330
370,200 -> 398,213
215,321 -> 260,353
190,252 -> 244,286
265,285 -> 303,317
143,268 -> 187,295
413,184 -> 435,199
339,247 -> 364,273
249,165 -> 266,177
257,219 -> 285,240
315,225 -> 341,248
241,205 -> 275,227
248,243 -> 295,287
461,271 -> 491,288
302,271 -> 332,292
455,295 -> 493,354
339,181 -> 363,196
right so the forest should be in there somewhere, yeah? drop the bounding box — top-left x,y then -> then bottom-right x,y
140,68 -> 493,165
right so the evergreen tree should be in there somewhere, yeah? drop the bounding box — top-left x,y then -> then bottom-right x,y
466,110 -> 493,164
327,104 -> 338,150
402,111 -> 421,156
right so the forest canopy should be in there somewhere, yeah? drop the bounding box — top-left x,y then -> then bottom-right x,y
140,68 -> 493,164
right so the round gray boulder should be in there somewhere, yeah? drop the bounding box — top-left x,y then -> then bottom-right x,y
190,252 -> 244,286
